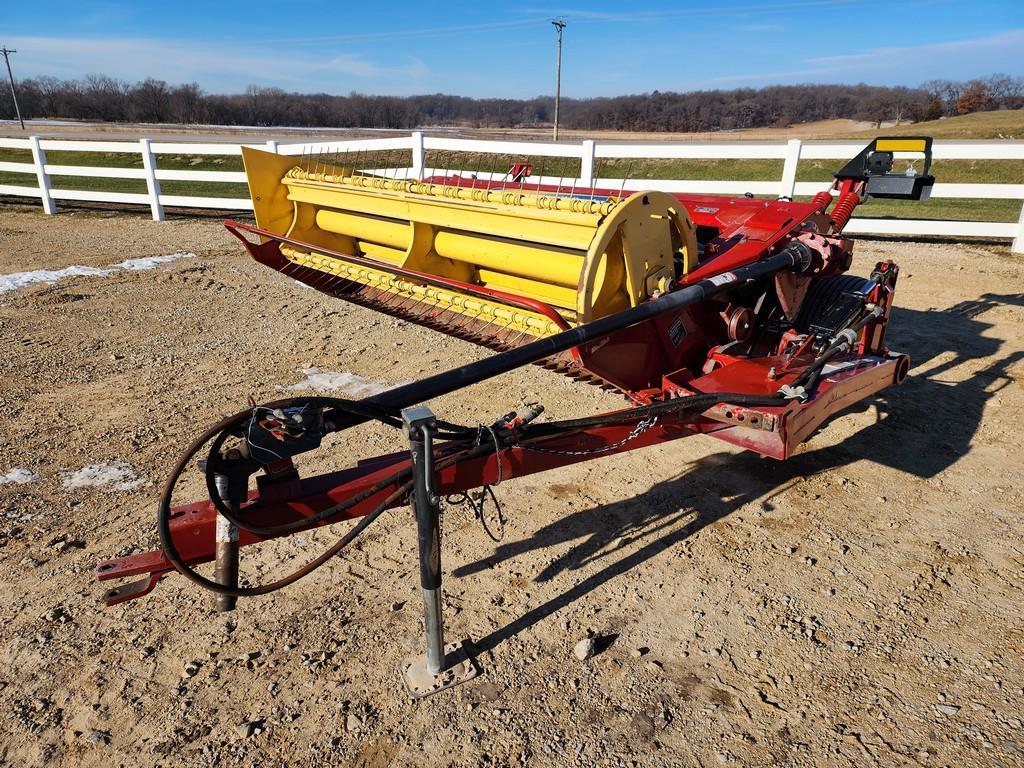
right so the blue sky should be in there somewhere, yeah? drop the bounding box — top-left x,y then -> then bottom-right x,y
2,1 -> 1022,97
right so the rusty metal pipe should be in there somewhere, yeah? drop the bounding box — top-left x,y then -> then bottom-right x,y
213,473 -> 239,612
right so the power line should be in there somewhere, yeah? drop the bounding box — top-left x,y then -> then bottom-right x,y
551,17 -> 566,142
1,47 -> 24,130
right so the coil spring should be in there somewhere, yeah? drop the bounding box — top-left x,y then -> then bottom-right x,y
829,192 -> 861,232
811,190 -> 833,212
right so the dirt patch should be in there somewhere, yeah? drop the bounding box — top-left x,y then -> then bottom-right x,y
0,206 -> 1022,767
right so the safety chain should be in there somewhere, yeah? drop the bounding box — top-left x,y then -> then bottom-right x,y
518,415 -> 660,457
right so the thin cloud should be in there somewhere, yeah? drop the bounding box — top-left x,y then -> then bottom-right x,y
521,0 -> 857,23
212,20 -> 542,47
739,23 -> 785,32
703,28 -> 1024,87
805,28 -> 1024,67
5,35 -> 430,92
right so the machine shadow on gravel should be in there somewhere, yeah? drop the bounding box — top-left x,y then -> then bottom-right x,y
460,294 -> 1021,655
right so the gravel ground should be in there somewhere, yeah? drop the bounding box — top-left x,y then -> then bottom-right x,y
0,204 -> 1022,767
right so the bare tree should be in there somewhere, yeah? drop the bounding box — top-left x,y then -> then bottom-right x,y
1,72 -> 1017,132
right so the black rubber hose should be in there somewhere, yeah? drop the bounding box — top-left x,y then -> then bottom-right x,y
156,406 -> 413,597
201,423 -> 411,538
161,387 -> 797,598
796,345 -> 847,394
202,433 -> 496,538
195,394 -> 476,536
158,391 -> 502,596
794,304 -> 884,394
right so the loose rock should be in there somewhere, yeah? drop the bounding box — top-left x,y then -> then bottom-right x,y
574,638 -> 596,661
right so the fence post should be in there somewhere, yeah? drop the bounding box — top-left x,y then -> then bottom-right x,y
1012,200 -> 1024,254
265,139 -> 279,153
779,138 -> 802,199
410,131 -> 425,180
580,139 -> 596,188
28,135 -> 55,215
139,138 -> 164,222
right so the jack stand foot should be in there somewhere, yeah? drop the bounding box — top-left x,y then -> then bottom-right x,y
401,640 -> 481,698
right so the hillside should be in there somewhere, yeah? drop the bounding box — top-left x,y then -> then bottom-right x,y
845,109 -> 1024,140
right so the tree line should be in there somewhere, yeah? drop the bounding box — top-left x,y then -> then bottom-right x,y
1,73 -> 1020,131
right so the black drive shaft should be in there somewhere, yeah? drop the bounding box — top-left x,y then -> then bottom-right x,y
326,245 -> 808,430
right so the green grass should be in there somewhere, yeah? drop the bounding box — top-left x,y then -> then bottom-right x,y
0,148 -> 245,199
2,133 -> 1022,222
802,196 -> 1022,223
844,109 -> 1024,140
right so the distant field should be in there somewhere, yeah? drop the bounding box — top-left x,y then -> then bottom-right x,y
1,110 -> 1021,221
843,109 -> 1024,140
467,110 -> 1024,143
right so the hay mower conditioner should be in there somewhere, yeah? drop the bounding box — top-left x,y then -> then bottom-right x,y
96,137 -> 933,695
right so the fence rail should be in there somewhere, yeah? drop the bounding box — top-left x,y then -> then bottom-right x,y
1,132 -> 1021,252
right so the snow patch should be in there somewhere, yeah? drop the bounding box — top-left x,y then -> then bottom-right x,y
0,252 -> 196,295
287,367 -> 395,397
61,461 -> 143,491
0,265 -> 110,294
0,468 -> 39,485
111,253 -> 195,271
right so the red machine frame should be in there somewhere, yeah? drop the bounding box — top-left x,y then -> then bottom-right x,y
94,136 -> 932,694
96,183 -> 906,605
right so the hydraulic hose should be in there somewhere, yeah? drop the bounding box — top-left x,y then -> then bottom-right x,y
163,388 -> 796,598
160,397 -> 494,596
793,304 -> 884,395
157,406 -> 411,597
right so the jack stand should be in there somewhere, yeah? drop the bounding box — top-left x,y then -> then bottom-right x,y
400,405 -> 480,698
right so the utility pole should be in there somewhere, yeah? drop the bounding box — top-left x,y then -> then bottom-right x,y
1,47 -> 25,130
551,17 -> 565,142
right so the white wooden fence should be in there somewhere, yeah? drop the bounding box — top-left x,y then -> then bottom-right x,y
1,132 -> 1022,252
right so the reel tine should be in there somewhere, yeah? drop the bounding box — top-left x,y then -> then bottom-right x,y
588,158 -> 595,199
477,152 -> 487,189
441,300 -> 475,337
504,318 -> 532,350
394,289 -> 429,319
619,160 -> 634,201
408,296 -> 437,323
307,267 -> 337,293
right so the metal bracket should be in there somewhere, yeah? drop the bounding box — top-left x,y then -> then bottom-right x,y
401,640 -> 480,698
703,403 -> 778,431
101,572 -> 163,607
